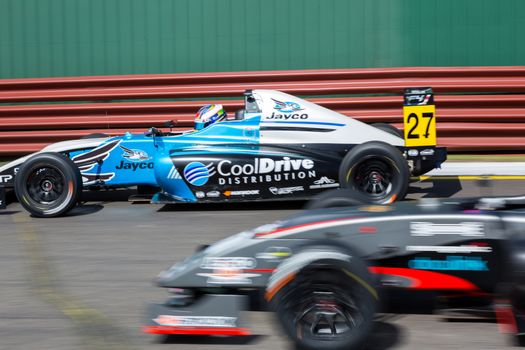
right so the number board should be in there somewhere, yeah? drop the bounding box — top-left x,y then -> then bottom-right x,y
403,104 -> 436,147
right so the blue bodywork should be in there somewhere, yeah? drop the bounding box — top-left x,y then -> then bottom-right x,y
70,115 -> 282,202
67,113 -> 345,203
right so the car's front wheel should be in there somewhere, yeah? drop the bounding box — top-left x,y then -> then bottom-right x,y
15,152 -> 82,218
272,253 -> 378,350
339,141 -> 409,204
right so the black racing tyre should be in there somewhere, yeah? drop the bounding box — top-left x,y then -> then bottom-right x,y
272,247 -> 378,350
305,189 -> 364,210
15,152 -> 82,218
371,123 -> 403,138
339,141 -> 409,204
81,133 -> 109,139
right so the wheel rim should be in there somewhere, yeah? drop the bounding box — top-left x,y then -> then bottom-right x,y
26,166 -> 66,204
351,158 -> 393,198
283,283 -> 364,341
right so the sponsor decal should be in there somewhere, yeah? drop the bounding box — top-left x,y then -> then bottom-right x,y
0,174 -> 13,183
195,191 -> 205,199
224,190 -> 259,197
268,112 -> 308,120
271,98 -> 303,113
406,245 -> 493,254
406,94 -> 432,106
206,191 -> 220,198
199,258 -> 259,284
119,145 -> 151,161
153,315 -> 237,328
216,157 -> 316,185
309,176 -> 339,189
178,157 -> 317,186
256,247 -> 292,261
0,167 -> 20,184
201,257 -> 257,270
167,166 -> 182,179
197,270 -> 260,284
183,162 -> 216,186
71,139 -> 121,185
269,186 -> 304,195
115,161 -> 154,170
410,222 -> 484,237
408,256 -> 489,271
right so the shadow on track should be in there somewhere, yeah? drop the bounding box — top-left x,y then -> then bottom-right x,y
81,188 -> 137,202
0,210 -> 21,215
363,321 -> 404,350
158,200 -> 307,212
64,204 -> 104,217
409,177 -> 463,198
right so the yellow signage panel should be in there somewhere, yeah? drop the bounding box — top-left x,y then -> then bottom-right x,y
403,104 -> 437,147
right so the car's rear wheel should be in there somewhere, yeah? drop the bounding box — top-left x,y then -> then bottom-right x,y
371,123 -> 403,138
272,251 -> 377,350
339,141 -> 409,204
15,152 -> 82,218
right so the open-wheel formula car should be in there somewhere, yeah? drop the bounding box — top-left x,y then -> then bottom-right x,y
144,192 -> 525,349
0,88 -> 445,217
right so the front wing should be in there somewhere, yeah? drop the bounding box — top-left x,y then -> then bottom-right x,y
144,294 -> 251,336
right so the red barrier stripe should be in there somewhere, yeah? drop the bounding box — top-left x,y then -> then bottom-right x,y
3,77 -> 525,102
2,66 -> 525,89
1,66 -> 525,155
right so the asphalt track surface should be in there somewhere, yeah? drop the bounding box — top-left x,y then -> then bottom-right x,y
2,178 -> 525,350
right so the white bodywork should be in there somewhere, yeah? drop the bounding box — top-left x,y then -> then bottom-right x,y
0,138 -> 108,174
252,90 -> 404,146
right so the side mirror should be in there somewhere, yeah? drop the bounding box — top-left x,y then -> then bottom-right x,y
234,110 -> 245,120
164,120 -> 175,132
146,127 -> 163,137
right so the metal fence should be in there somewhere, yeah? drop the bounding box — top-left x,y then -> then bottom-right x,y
1,66 -> 524,155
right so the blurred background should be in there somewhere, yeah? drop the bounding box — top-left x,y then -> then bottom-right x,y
0,0 -> 524,78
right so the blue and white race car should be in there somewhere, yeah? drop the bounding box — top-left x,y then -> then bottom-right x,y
0,89 -> 446,217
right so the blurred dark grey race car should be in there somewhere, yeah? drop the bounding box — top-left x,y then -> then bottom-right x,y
144,192 -> 525,350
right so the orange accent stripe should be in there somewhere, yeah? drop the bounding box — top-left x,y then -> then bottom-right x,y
387,194 -> 397,204
494,301 -> 518,334
246,269 -> 275,273
143,326 -> 251,336
265,272 -> 296,301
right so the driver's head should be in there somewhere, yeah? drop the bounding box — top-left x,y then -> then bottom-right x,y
194,104 -> 227,131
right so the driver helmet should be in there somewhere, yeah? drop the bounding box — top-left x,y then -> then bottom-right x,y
194,104 -> 227,131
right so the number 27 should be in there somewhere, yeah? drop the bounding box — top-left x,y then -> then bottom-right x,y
407,112 -> 434,139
